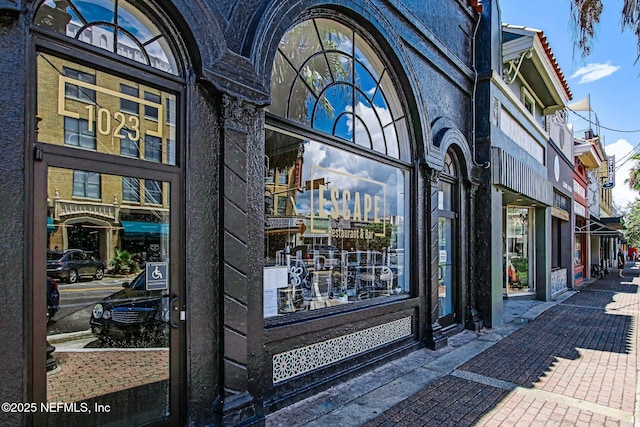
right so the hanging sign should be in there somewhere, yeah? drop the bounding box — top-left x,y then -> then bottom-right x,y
602,156 -> 615,189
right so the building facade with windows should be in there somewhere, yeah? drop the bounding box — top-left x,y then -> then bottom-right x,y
0,0 -> 487,426
474,1 -> 574,327
573,131 -> 623,280
39,52 -> 176,263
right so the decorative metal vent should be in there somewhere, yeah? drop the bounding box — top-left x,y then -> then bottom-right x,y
272,317 -> 412,383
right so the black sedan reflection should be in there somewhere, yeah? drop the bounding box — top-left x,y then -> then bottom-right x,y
90,271 -> 169,345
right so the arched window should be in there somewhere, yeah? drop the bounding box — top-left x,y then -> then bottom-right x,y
443,152 -> 458,178
34,0 -> 179,75
264,17 -> 411,318
267,18 -> 408,159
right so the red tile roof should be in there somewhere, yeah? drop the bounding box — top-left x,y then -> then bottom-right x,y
536,29 -> 573,100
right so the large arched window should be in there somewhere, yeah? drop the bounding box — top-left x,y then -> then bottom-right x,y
268,18 -> 408,159
264,17 -> 411,318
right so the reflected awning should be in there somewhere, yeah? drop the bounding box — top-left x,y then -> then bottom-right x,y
575,217 -> 624,237
600,216 -> 624,231
120,221 -> 168,236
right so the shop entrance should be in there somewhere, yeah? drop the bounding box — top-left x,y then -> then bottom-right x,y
40,166 -> 180,426
504,206 -> 534,295
30,6 -> 185,420
437,153 -> 460,328
67,223 -> 101,256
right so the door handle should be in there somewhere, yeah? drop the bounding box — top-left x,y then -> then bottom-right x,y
169,295 -> 180,329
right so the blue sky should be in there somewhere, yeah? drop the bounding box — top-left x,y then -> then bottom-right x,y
500,0 -> 640,211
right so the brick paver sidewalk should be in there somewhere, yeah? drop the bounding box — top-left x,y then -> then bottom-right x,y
364,265 -> 639,427
47,348 -> 169,402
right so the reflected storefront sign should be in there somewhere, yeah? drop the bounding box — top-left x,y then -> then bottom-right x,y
36,53 -> 176,166
264,129 -> 408,316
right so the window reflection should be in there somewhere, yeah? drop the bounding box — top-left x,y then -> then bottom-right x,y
438,217 -> 453,317
63,67 -> 96,102
34,0 -> 179,75
46,167 -> 171,425
72,170 -> 100,198
37,54 -> 177,165
266,17 -> 411,317
268,18 -> 406,160
263,129 -> 408,317
64,117 -> 96,149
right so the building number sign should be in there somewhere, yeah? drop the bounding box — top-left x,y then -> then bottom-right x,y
57,75 -> 164,139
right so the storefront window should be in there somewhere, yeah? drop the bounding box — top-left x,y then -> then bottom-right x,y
265,17 -> 411,317
575,234 -> 583,265
505,207 -> 532,293
263,130 -> 408,316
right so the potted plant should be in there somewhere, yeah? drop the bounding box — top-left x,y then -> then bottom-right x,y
109,248 -> 140,276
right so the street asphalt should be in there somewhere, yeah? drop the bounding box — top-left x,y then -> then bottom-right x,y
266,262 -> 639,427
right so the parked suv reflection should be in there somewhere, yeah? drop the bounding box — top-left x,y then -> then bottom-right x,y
47,249 -> 106,283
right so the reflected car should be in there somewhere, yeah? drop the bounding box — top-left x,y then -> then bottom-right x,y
90,271 -> 169,343
47,249 -> 106,283
47,277 -> 60,320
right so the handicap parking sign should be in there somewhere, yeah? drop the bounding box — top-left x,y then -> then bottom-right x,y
146,262 -> 168,290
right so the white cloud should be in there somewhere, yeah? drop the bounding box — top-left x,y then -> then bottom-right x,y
604,138 -> 639,210
570,62 -> 620,83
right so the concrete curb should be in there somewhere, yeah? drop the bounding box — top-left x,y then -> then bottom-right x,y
47,329 -> 94,344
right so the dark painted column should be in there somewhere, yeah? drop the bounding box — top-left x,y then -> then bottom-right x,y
425,168 -> 446,349
0,7 -> 27,427
465,183 -> 483,330
185,82 -> 223,425
472,164 -> 493,327
219,94 -> 264,425
535,207 -> 550,301
416,160 -> 428,344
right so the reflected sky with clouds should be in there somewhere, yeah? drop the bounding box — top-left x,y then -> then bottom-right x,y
270,17 -> 404,160
37,0 -> 175,73
294,140 -> 403,218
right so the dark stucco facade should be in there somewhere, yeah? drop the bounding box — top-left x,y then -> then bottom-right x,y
0,1 -> 486,425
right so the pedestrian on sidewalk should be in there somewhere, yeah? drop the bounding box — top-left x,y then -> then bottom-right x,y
617,247 -> 625,277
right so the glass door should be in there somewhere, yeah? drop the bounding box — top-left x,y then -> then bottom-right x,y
32,49 -> 183,426
505,207 -> 532,294
43,167 -> 179,426
437,166 -> 458,327
438,217 -> 454,321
